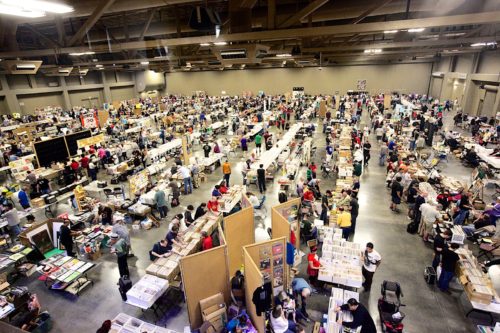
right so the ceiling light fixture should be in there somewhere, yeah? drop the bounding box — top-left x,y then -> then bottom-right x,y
215,25 -> 221,38
384,30 -> 398,34
276,53 -> 292,57
214,41 -> 227,46
200,43 -> 211,46
364,49 -> 382,54
16,64 -> 36,70
140,61 -> 150,65
69,51 -> 95,56
408,28 -> 425,32
95,64 -> 103,68
0,4 -> 44,17
2,0 -> 73,13
471,42 -> 497,47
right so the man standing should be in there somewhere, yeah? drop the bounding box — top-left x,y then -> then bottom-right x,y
257,164 -> 266,193
362,140 -> 371,166
254,133 -> 263,154
379,144 -> 388,166
362,242 -> 381,292
390,176 -> 403,212
154,187 -> 168,218
203,142 -> 211,158
112,219 -> 133,257
110,233 -> 130,277
201,231 -> 213,251
17,186 -> 30,210
222,160 -> 231,186
350,194 -> 359,234
438,243 -> 460,293
337,207 -> 352,240
454,191 -> 473,225
25,171 -> 38,194
179,165 -> 193,195
292,278 -> 312,318
59,219 -> 81,257
432,230 -> 451,270
418,203 -> 442,242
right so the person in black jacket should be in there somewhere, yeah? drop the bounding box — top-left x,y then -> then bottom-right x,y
257,164 -> 266,193
335,298 -> 376,333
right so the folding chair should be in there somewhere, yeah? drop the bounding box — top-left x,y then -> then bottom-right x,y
477,241 -> 500,261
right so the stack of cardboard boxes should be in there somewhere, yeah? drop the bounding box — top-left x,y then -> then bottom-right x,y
200,293 -> 227,333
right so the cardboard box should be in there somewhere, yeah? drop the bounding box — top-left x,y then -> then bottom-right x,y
88,249 -> 101,261
31,198 -> 45,208
200,293 -> 227,332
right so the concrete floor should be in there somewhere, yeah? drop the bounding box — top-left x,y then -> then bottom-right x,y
8,108 -> 498,332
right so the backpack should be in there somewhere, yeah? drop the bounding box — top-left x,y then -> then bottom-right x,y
171,197 -> 179,207
406,222 -> 418,234
278,192 -> 287,204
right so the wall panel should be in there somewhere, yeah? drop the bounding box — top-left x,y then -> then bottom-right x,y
68,89 -> 104,108
0,97 -> 9,115
478,51 -> 500,74
17,92 -> 64,114
455,54 -> 474,74
7,75 -> 30,89
167,63 -> 432,96
110,86 -> 135,101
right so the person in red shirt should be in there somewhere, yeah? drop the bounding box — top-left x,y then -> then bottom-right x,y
219,181 -> 228,194
307,246 -> 322,286
302,188 -> 314,203
309,162 -> 317,178
80,154 -> 89,171
201,231 -> 213,250
207,196 -> 220,214
70,160 -> 79,176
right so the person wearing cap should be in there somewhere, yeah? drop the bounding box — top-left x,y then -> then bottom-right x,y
432,230 -> 451,270
112,219 -> 133,257
334,298 -> 377,333
109,233 -> 130,277
307,246 -> 322,287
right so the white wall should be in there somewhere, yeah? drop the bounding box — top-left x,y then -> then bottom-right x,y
455,54 -> 474,73
18,92 -> 64,114
111,86 -> 135,101
167,63 -> 433,96
478,51 -> 500,74
69,89 -> 104,108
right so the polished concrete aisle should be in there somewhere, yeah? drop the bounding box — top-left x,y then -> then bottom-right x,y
12,112 -> 494,332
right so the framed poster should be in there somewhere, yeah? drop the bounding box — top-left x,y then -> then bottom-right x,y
357,80 -> 367,91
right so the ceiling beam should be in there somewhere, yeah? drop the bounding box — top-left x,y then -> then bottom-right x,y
67,0 -> 117,46
350,0 -> 394,24
24,24 -> 61,48
55,18 -> 66,46
278,0 -> 330,29
240,0 -> 258,9
302,36 -> 499,52
2,11 -> 500,58
139,10 -> 156,40
268,0 -> 276,29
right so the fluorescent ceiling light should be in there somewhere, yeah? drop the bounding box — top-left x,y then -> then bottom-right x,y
0,4 -> 44,17
214,41 -> 227,46
384,30 -> 398,34
471,42 -> 497,47
1,0 -> 73,13
364,49 -> 382,54
95,64 -> 103,68
220,50 -> 245,56
276,53 -> 292,57
58,69 -> 70,73
200,43 -> 211,46
69,51 -> 95,56
140,61 -> 149,65
408,28 -> 425,32
16,64 -> 36,69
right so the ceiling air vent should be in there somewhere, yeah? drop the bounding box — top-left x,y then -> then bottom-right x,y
220,49 -> 247,59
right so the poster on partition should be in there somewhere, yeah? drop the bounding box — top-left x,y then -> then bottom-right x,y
80,113 -> 99,129
357,79 -> 367,91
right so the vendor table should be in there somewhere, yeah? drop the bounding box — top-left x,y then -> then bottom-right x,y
126,274 -> 169,318
36,254 -> 96,296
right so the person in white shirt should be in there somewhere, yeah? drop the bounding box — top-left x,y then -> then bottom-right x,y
361,242 -> 381,292
4,204 -> 21,237
418,203 -> 442,242
247,192 -> 260,208
270,305 -> 295,333
255,223 -> 270,243
178,165 -> 192,195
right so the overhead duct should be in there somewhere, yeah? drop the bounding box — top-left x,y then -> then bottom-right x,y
213,44 -> 269,65
188,7 -> 221,32
483,84 -> 498,92
4,60 -> 42,74
43,66 -> 74,76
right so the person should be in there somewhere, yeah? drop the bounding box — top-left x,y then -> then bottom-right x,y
361,242 -> 381,292
309,162 -> 317,179
213,142 -> 221,154
88,159 -> 98,181
257,164 -> 266,193
337,207 -> 352,240
203,142 -> 211,158
165,225 -> 185,251
350,194 -> 359,234
17,186 -> 30,209
432,230 -> 451,270
212,185 -> 222,198
353,161 -> 362,177
194,203 -> 207,219
184,205 -> 195,226
222,160 -> 231,186
240,136 -> 248,152
179,164 -> 193,195
219,180 -> 229,194
112,219 -> 132,256
247,192 -> 260,208
4,204 -> 21,237
390,176 -> 403,212
270,305 -> 296,333
201,231 -> 213,250
36,177 -> 51,195
109,233 -> 130,277
154,187 -> 168,218
454,191 -> 473,225
363,140 -> 371,166
255,133 -> 263,153
168,178 -> 181,204
291,278 -> 312,318
438,243 -> 460,293
462,212 -> 493,237
307,246 -> 322,287
98,204 -> 113,225
207,196 -> 220,214
337,189 -> 351,208
334,298 -> 377,333
25,171 -> 38,193
418,203 -> 442,242
379,143 -> 388,166
150,239 -> 174,260
255,223 -> 271,242
60,218 -> 81,257
320,190 -> 332,224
